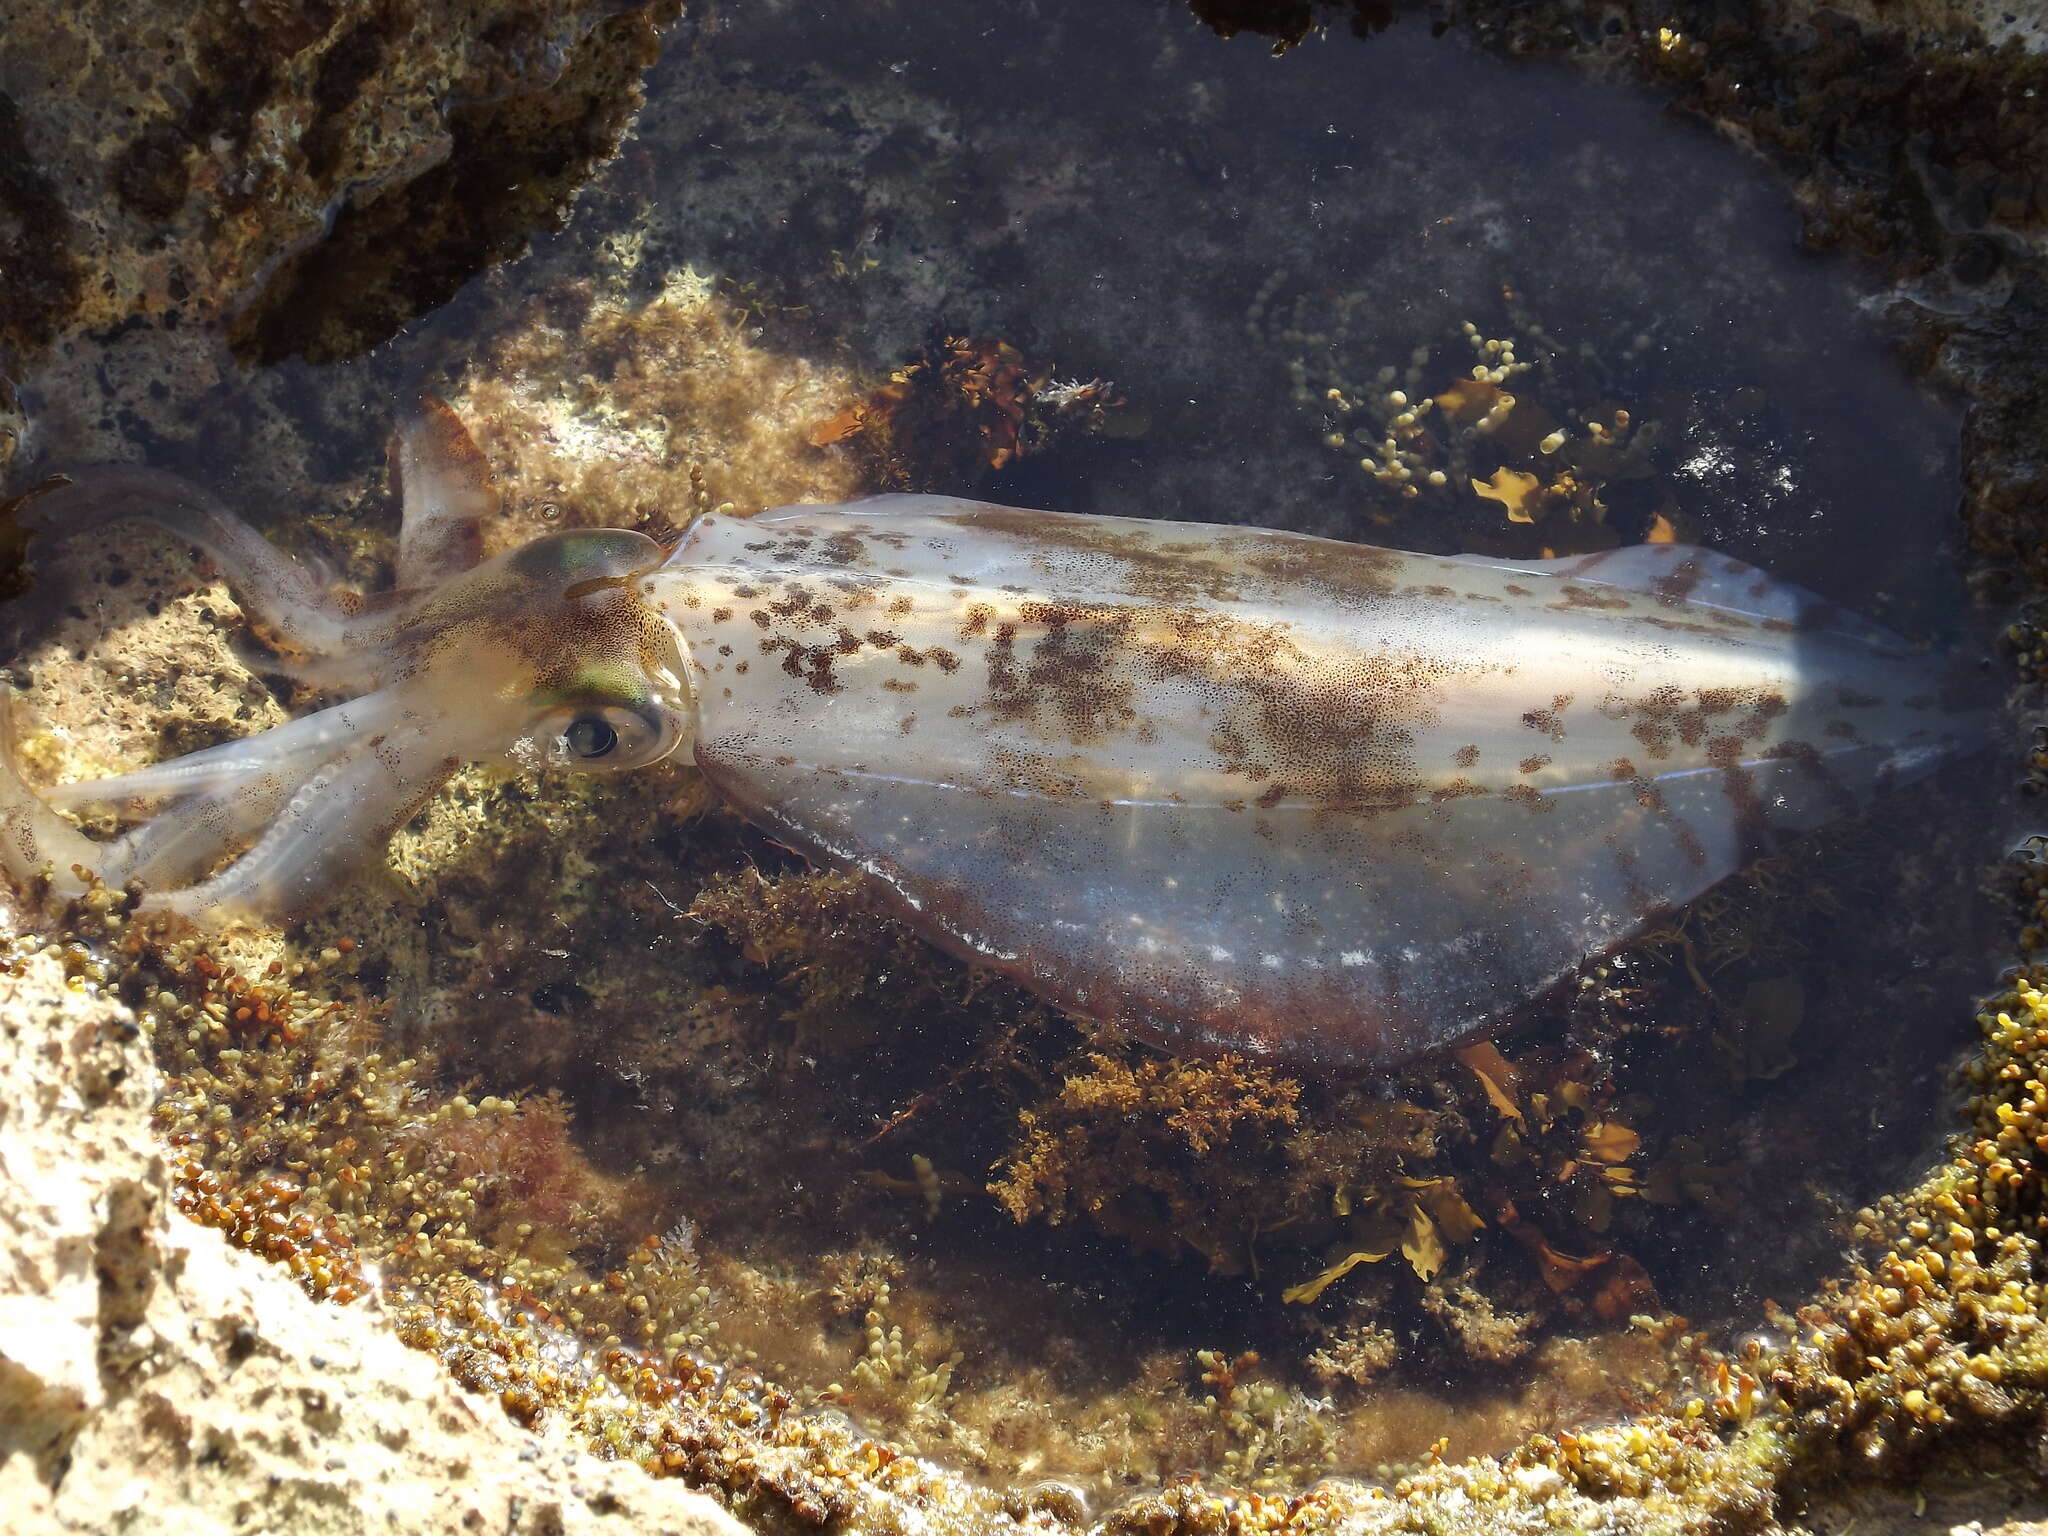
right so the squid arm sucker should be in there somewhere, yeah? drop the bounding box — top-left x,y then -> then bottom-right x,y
0,404 -> 1993,1069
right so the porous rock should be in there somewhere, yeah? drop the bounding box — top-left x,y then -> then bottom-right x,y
0,946 -> 747,1536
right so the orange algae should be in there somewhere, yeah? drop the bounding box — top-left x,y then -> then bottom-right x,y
14,802 -> 1989,1520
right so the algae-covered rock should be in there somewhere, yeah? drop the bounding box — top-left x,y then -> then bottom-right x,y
2,0 -> 2047,1531
0,0 -> 676,362
0,941 -> 748,1536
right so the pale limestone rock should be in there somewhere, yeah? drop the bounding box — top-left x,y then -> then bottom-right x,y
0,949 -> 748,1536
0,952 -> 158,1469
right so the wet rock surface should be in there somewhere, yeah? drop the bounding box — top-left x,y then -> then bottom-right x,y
0,0 -> 2046,1532
0,944 -> 746,1536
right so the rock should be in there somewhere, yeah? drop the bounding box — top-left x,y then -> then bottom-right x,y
0,947 -> 747,1536
0,0 -> 678,364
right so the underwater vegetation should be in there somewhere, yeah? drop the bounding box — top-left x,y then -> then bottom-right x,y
7,869 -> 2048,1532
2,0 -> 2046,1530
0,133 -> 2010,1536
1251,292 -> 1678,558
806,332 -> 1125,494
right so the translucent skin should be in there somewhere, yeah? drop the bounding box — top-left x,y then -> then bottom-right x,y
653,498 -> 1985,1064
0,408 -> 1987,1067
0,402 -> 687,923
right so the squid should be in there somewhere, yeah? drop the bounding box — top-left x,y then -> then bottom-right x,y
0,402 -> 1988,1066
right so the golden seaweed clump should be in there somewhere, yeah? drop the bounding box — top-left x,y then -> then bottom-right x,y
990,1051 -> 1305,1272
1250,277 -> 1678,559
2004,603 -> 2048,687
1766,978 -> 2048,1463
808,331 -> 1122,493
988,1028 -> 1684,1370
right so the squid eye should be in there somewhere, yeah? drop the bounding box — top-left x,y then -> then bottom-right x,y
520,700 -> 683,774
564,715 -> 618,759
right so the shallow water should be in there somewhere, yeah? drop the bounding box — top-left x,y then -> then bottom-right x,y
6,0 -> 2012,1498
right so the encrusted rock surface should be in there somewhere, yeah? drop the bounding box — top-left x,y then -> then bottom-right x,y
0,0 -> 679,496
1,0 -> 2046,1531
0,944 -> 746,1536
0,0 -> 676,360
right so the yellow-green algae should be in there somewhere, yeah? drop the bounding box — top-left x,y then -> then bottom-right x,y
0,2 -> 2038,1520
13,870 -> 2048,1534
0,257 -> 2003,1516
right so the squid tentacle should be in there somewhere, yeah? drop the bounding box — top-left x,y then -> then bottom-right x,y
45,693 -> 406,811
97,769 -> 304,892
0,695 -> 116,905
0,689 -> 429,903
147,717 -> 458,923
83,692 -> 410,891
26,466 -> 366,661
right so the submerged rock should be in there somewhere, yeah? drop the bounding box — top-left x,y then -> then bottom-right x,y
1,0 -> 2046,1530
